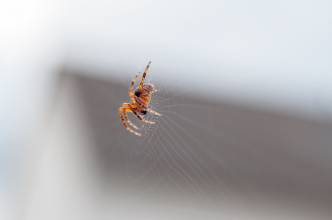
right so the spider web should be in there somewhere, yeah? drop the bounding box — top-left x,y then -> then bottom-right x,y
112,79 -> 242,204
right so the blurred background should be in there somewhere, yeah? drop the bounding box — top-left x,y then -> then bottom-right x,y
1,0 -> 332,219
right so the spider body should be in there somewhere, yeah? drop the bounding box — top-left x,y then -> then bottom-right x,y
118,62 -> 161,136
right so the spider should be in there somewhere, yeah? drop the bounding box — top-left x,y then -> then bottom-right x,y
118,61 -> 162,136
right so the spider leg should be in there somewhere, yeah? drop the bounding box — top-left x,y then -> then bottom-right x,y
131,110 -> 156,125
147,108 -> 162,116
119,107 -> 138,131
129,74 -> 139,100
119,111 -> 142,136
118,105 -> 142,136
123,112 -> 139,130
139,61 -> 151,89
120,103 -> 140,130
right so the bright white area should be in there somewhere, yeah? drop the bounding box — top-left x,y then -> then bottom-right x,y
0,0 -> 63,151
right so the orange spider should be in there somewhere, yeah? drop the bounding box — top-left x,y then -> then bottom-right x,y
118,61 -> 162,136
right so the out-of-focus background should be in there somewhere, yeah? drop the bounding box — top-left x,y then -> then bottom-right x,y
1,0 -> 332,219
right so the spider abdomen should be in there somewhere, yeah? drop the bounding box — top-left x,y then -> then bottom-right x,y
134,93 -> 152,108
